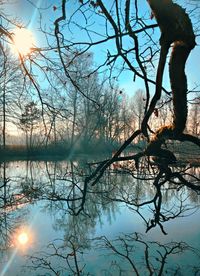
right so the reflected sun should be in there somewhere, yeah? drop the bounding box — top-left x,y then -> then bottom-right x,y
11,28 -> 35,56
13,227 -> 34,249
17,232 -> 29,245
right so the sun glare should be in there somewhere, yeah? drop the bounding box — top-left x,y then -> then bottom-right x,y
17,232 -> 29,245
11,28 -> 35,56
12,227 -> 34,250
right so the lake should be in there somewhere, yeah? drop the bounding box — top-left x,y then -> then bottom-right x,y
0,159 -> 200,275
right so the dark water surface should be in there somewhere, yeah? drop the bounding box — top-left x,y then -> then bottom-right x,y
0,160 -> 200,275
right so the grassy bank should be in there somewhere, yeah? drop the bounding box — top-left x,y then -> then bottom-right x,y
0,141 -> 118,161
0,141 -> 199,165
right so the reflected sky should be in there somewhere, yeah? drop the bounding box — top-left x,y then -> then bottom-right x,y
0,160 -> 200,275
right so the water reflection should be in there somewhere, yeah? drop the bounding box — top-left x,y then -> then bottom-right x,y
23,233 -> 200,275
0,162 -> 29,252
0,160 -> 199,275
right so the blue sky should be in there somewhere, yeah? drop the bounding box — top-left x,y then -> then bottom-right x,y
4,0 -> 200,98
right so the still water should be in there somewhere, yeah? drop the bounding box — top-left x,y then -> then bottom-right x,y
0,160 -> 200,275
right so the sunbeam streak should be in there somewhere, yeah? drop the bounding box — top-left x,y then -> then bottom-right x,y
28,0 -> 42,29
0,248 -> 18,276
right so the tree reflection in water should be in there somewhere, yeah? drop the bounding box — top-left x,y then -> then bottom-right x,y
0,160 -> 199,274
0,162 -> 29,251
24,233 -> 200,275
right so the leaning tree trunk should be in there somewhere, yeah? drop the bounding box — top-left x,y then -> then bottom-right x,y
144,0 -> 196,162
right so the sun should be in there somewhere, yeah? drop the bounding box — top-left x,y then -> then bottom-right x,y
11,28 -> 35,56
